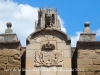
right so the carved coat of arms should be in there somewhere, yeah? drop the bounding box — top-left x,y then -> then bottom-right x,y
34,42 -> 63,67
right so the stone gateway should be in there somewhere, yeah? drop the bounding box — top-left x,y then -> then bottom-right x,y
0,7 -> 100,75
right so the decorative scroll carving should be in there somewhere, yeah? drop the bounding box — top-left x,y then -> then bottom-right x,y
34,50 -> 63,67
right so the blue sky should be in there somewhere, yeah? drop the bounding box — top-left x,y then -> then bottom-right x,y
0,0 -> 100,47
13,0 -> 100,35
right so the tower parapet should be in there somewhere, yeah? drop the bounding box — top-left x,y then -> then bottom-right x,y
35,7 -> 61,31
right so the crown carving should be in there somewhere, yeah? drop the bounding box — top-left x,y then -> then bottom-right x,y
42,42 -> 55,50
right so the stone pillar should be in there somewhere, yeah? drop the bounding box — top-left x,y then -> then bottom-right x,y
0,22 -> 22,75
76,22 -> 100,75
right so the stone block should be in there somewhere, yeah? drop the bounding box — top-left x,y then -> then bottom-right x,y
77,65 -> 88,71
0,63 -> 6,69
26,43 -> 41,50
88,65 -> 100,71
13,60 -> 20,65
78,50 -> 96,54
0,50 -> 2,55
47,35 -> 53,40
35,37 -> 41,42
98,72 -> 100,75
26,50 -> 34,57
77,59 -> 92,65
26,57 -> 34,69
41,67 -> 57,75
79,34 -> 96,41
0,70 -> 12,75
63,50 -> 71,57
2,49 -> 20,57
78,54 -> 88,59
26,67 -> 40,75
12,71 -> 20,75
88,54 -> 98,59
77,72 -> 94,75
0,57 -> 8,63
92,59 -> 100,65
7,64 -> 20,70
58,71 -> 71,75
95,49 -> 100,53
63,57 -> 71,68
57,43 -> 70,50
8,57 -> 14,63
41,36 -> 48,42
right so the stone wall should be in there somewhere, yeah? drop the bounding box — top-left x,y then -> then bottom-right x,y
26,29 -> 71,75
75,41 -> 100,75
0,42 -> 21,75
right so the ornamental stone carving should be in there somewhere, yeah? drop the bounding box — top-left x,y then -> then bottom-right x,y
34,50 -> 63,67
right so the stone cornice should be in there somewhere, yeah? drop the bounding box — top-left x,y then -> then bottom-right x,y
0,41 -> 21,48
76,41 -> 100,49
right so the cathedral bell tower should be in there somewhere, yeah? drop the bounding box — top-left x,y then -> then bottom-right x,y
35,7 -> 61,31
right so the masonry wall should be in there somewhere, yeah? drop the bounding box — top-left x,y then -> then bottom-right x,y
72,41 -> 100,75
26,30 -> 72,75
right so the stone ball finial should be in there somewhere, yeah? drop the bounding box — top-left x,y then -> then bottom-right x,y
6,22 -> 12,28
84,22 -> 90,27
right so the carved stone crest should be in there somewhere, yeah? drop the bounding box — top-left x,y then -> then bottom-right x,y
34,50 -> 62,67
34,42 -> 63,67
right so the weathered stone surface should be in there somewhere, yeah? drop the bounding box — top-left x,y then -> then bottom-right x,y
7,64 -> 20,70
63,58 -> 71,68
79,34 -> 96,41
88,54 -> 98,59
77,72 -> 94,75
26,57 -> 34,69
77,65 -> 88,71
0,57 -> 8,63
26,50 -> 34,57
0,50 -> 2,55
13,60 -> 20,65
0,34 -> 18,42
77,59 -> 92,65
41,67 -> 56,75
0,63 -> 6,69
2,49 -> 20,57
95,49 -> 100,53
47,35 -> 53,40
63,50 -> 71,57
78,50 -> 96,54
12,71 -> 20,75
0,70 -> 12,75
8,57 -> 14,63
57,43 -> 70,50
78,54 -> 88,59
92,59 -> 100,65
26,43 -> 41,50
26,67 -> 41,75
88,65 -> 100,71
58,71 -> 72,75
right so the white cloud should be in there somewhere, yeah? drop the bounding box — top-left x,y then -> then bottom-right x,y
70,31 -> 82,47
0,0 -> 65,46
58,16 -> 66,33
94,28 -> 100,37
